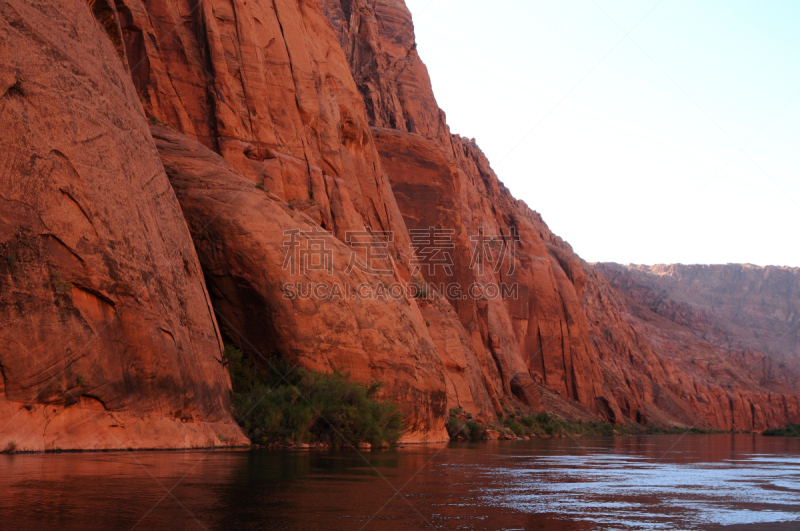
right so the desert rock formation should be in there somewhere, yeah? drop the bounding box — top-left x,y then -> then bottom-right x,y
0,0 -> 246,451
322,0 -> 800,431
590,263 -> 800,431
152,125 -> 450,442
0,0 -> 797,450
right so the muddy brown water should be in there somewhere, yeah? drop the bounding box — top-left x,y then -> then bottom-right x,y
1,434 -> 799,530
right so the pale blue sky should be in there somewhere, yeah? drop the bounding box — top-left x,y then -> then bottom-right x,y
405,0 -> 800,266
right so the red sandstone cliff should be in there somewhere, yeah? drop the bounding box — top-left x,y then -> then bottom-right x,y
323,0 -> 625,420
0,0 -> 246,450
119,0 -> 624,433
107,0 -> 471,441
590,263 -> 800,431
1,0 -> 798,450
321,0 -> 800,431
151,124 -> 450,442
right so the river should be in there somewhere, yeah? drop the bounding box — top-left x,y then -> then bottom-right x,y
1,434 -> 798,530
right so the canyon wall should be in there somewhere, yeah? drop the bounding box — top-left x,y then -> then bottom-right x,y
590,263 -> 800,431
320,0 -> 800,431
92,0 -> 623,437
599,263 -> 800,393
109,0 -> 488,441
0,0 -> 246,451
0,0 -> 798,450
322,0 -> 625,422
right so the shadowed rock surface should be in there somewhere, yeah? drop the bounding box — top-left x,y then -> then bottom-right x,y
151,125 -> 450,442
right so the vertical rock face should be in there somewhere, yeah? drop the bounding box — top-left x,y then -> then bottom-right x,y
151,125 -> 449,442
590,263 -> 800,431
111,0 -> 571,438
2,0 -> 797,449
321,0 -> 800,431
323,0 -> 624,421
106,0 -> 459,441
0,0 -> 246,450
114,0 -> 409,244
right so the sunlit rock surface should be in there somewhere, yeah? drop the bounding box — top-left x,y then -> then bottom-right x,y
0,0 -> 247,451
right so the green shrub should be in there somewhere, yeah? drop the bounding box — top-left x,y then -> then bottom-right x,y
762,424 -> 800,437
496,410 -> 621,438
448,405 -> 688,441
224,345 -> 404,447
465,420 -> 485,440
52,273 -> 73,294
503,418 -> 525,436
447,416 -> 466,438
446,408 -> 486,440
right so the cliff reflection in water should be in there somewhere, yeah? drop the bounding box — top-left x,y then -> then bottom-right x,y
0,434 -> 799,530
